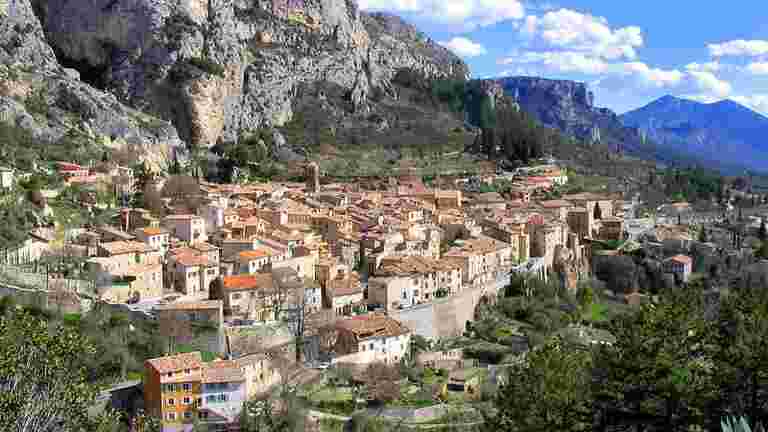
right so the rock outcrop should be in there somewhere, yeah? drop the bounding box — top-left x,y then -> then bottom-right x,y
0,0 -> 185,170
474,76 -> 651,158
29,0 -> 469,149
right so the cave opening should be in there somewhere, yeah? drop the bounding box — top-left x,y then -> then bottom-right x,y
52,46 -> 110,91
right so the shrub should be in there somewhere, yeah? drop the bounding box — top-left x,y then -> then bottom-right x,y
188,56 -> 226,77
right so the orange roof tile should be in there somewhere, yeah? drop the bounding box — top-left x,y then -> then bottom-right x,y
238,249 -> 272,260
146,352 -> 203,374
222,274 -> 274,291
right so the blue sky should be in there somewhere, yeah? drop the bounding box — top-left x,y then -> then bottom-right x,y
357,0 -> 768,115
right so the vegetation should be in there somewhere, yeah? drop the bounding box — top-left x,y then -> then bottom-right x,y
0,308 -> 126,431
187,56 -> 226,77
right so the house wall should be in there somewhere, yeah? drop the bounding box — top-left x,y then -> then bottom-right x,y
241,357 -> 282,399
159,381 -> 201,426
200,381 -> 246,423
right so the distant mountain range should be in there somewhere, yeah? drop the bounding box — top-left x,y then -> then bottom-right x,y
620,95 -> 768,174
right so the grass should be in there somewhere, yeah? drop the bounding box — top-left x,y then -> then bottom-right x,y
586,303 -> 609,323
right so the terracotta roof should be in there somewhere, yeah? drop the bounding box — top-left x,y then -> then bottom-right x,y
174,253 -> 211,267
335,314 -> 409,339
238,249 -> 272,260
146,352 -> 203,374
222,274 -> 274,292
100,241 -> 153,255
668,255 -> 693,265
164,214 -> 199,220
538,199 -> 573,208
192,242 -> 219,252
138,227 -> 169,236
201,360 -> 245,383
156,300 -> 223,311
376,256 -> 462,277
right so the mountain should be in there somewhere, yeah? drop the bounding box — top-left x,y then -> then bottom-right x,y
621,95 -> 768,173
1,0 -> 471,169
473,76 -> 654,157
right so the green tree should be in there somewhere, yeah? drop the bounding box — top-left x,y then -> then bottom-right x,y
484,339 -> 593,431
0,311 -> 123,431
759,219 -> 767,242
712,289 -> 768,428
592,286 -> 717,432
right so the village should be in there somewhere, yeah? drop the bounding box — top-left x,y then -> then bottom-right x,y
1,155 -> 754,432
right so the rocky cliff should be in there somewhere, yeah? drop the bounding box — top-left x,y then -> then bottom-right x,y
475,76 -> 655,159
26,0 -> 469,153
1,0 -> 184,170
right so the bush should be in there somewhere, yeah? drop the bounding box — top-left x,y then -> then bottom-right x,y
24,86 -> 50,119
188,56 -> 226,77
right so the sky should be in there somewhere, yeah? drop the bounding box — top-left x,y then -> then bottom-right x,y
357,0 -> 768,115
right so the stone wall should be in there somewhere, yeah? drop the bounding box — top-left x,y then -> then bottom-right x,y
390,283 -> 488,339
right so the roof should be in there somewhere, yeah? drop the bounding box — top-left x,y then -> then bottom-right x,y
376,256 -> 462,277
538,199 -> 573,208
146,352 -> 203,374
201,360 -> 245,383
192,242 -> 219,252
222,273 -> 274,292
238,249 -> 273,261
335,313 -> 410,340
164,214 -> 200,221
174,253 -> 211,267
156,300 -> 223,311
668,254 -> 693,265
100,241 -> 153,256
138,227 -> 169,236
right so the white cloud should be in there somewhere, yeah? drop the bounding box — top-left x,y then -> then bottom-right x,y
708,40 -> 768,57
614,62 -> 684,87
685,62 -> 721,72
731,95 -> 768,116
438,37 -> 487,57
522,9 -> 643,60
746,62 -> 768,75
357,0 -> 524,28
687,70 -> 732,97
499,51 -> 609,74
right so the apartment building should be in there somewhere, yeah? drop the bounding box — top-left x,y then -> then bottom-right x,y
164,214 -> 208,244
369,256 -> 463,310
144,352 -> 204,431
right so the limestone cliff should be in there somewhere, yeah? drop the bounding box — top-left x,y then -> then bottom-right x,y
0,0 -> 185,170
29,0 -> 469,150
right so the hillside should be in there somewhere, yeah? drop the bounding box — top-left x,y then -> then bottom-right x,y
1,0 -> 474,174
621,95 -> 768,173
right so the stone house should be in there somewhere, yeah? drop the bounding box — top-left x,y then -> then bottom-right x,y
369,256 -> 463,310
443,236 -> 512,286
169,252 -> 219,297
235,353 -> 282,399
333,314 -> 411,365
164,214 -> 208,244
134,227 -> 171,258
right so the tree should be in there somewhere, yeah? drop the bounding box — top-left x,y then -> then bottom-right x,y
240,386 -> 307,432
484,339 -> 593,432
713,289 -> 768,428
364,362 -> 401,403
699,228 -> 708,243
592,286 -> 717,432
0,311 -> 123,431
759,219 -> 767,242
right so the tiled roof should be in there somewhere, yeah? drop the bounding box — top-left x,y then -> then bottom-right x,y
146,352 -> 203,373
164,214 -> 199,220
201,360 -> 245,383
174,253 -> 211,267
238,249 -> 272,260
100,241 -> 153,255
668,254 -> 693,265
376,256 -> 462,277
192,242 -> 219,252
139,227 -> 169,236
538,199 -> 573,208
335,314 -> 409,339
222,274 -> 274,292
156,300 -> 223,311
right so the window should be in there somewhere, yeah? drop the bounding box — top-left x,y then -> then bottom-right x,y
184,369 -> 191,375
184,412 -> 192,419
167,398 -> 175,406
183,396 -> 191,405
167,412 -> 176,421
233,293 -> 242,300
206,395 -> 217,403
167,372 -> 173,378
218,394 -> 228,402
199,412 -> 209,419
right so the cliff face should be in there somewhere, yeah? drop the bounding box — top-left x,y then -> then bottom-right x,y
473,76 -> 655,159
28,0 -> 469,150
0,0 -> 184,170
